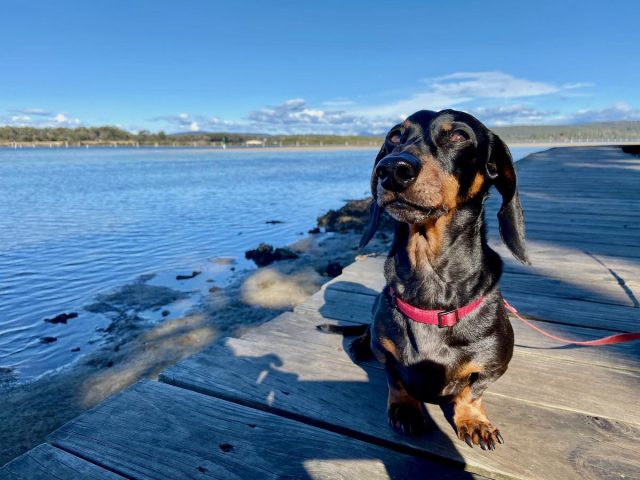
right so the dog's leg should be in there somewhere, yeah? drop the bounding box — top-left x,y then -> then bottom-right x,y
347,325 -> 373,361
386,370 -> 427,436
453,386 -> 503,450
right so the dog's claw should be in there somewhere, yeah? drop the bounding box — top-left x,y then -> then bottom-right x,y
457,420 -> 502,451
388,403 -> 426,437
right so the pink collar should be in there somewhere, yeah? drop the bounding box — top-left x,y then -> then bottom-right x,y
387,287 -> 484,327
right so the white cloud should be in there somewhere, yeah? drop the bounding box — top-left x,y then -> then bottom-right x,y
53,113 -> 80,127
1,109 -> 81,128
468,104 -> 562,126
353,71 -> 580,118
189,121 -> 200,131
568,102 -> 640,123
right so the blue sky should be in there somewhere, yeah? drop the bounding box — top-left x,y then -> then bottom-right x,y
1,0 -> 639,134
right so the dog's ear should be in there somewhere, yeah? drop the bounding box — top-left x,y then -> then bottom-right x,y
486,134 -> 530,265
359,143 -> 388,248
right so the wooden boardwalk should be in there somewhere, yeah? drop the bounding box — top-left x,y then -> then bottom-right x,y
3,147 -> 639,479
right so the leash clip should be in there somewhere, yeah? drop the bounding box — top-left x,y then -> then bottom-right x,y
437,308 -> 459,328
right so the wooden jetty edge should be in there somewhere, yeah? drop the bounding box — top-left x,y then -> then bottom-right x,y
3,146 -> 639,479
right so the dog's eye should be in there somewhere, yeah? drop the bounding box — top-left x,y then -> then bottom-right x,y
449,130 -> 469,143
389,131 -> 402,144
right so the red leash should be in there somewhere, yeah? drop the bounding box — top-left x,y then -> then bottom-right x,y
503,299 -> 640,346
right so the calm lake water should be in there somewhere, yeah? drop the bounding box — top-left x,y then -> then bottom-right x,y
0,146 -> 541,383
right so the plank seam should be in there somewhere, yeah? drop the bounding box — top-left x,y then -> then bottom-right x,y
157,376 -> 519,480
45,443 -> 134,480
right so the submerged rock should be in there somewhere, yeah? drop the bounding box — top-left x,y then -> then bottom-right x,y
317,197 -> 395,233
176,271 -> 201,280
44,312 -> 78,324
245,243 -> 299,267
85,278 -> 187,318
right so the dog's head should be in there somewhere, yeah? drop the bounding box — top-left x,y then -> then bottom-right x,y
360,109 -> 529,265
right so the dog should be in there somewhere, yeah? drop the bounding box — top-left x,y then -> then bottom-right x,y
319,109 -> 529,451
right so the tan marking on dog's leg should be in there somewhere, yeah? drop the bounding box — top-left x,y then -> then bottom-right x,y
453,386 -> 502,450
379,337 -> 400,362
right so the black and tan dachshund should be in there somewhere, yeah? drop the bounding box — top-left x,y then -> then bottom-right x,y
320,109 -> 529,451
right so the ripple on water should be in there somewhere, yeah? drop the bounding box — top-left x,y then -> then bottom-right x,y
0,146 -> 539,383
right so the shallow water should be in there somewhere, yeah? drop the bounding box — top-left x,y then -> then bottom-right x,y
0,146 -> 541,383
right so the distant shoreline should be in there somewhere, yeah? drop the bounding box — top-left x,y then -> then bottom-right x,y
1,140 -> 638,152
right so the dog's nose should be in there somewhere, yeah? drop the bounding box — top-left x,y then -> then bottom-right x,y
375,153 -> 421,192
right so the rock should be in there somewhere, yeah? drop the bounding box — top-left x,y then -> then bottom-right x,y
317,197 -> 395,233
208,286 -> 222,293
44,312 -> 78,324
245,243 -> 299,267
621,145 -> 640,156
265,220 -> 285,224
176,271 -> 201,280
161,310 -> 170,317
325,262 -> 343,277
40,336 -> 57,344
308,227 -> 321,234
84,279 -> 187,317
71,347 -> 80,352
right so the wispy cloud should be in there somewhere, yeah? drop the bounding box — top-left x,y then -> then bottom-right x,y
10,108 -> 52,116
353,71 -> 584,118
3,72 -> 638,134
568,102 -> 640,123
467,104 -> 562,126
1,109 -> 81,128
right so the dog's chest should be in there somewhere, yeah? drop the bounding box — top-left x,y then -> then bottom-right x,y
372,306 -> 477,402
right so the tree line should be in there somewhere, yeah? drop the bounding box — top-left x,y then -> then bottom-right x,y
1,122 -> 639,147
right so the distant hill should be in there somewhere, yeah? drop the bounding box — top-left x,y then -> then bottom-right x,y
1,121 -> 640,147
494,121 -> 640,143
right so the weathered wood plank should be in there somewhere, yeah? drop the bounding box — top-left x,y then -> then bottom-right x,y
236,312 -> 640,425
49,380 -> 487,480
345,250 -> 640,299
251,306 -> 640,372
296,286 -> 640,334
338,265 -> 639,308
0,444 -> 124,480
160,334 -> 640,480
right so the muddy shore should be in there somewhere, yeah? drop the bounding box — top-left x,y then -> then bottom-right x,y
0,198 -> 390,465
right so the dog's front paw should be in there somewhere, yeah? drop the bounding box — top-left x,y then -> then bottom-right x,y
388,403 -> 428,436
456,417 -> 503,451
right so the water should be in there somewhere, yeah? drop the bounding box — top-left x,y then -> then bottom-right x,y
0,146 -> 540,383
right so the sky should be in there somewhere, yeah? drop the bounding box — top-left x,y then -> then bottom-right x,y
1,0 -> 639,134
